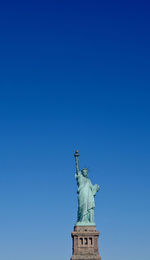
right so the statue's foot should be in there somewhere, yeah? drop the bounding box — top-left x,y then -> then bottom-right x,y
75,221 -> 96,226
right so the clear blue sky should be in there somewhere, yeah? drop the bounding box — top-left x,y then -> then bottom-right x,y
0,1 -> 150,260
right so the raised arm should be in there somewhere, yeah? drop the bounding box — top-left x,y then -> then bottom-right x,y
74,150 -> 80,174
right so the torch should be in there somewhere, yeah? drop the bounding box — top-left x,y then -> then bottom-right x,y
74,150 -> 80,174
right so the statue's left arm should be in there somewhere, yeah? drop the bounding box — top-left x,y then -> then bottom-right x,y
92,184 -> 100,196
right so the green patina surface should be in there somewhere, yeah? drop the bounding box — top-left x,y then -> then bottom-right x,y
74,150 -> 100,226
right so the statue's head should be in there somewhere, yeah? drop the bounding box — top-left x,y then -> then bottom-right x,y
81,168 -> 88,177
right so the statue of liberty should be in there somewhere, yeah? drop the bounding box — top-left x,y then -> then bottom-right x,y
74,150 -> 100,226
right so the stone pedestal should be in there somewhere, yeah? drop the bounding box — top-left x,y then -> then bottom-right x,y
70,226 -> 101,260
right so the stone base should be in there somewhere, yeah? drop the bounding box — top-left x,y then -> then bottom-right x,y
71,256 -> 101,260
70,226 -> 101,260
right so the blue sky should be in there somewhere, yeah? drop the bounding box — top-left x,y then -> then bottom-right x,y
0,1 -> 150,260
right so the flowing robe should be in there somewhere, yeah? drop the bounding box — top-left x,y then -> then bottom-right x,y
75,171 -> 96,222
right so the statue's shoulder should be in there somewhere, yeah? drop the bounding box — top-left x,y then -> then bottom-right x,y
88,178 -> 92,185
75,171 -> 82,179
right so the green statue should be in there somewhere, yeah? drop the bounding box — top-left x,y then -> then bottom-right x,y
74,150 -> 100,226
